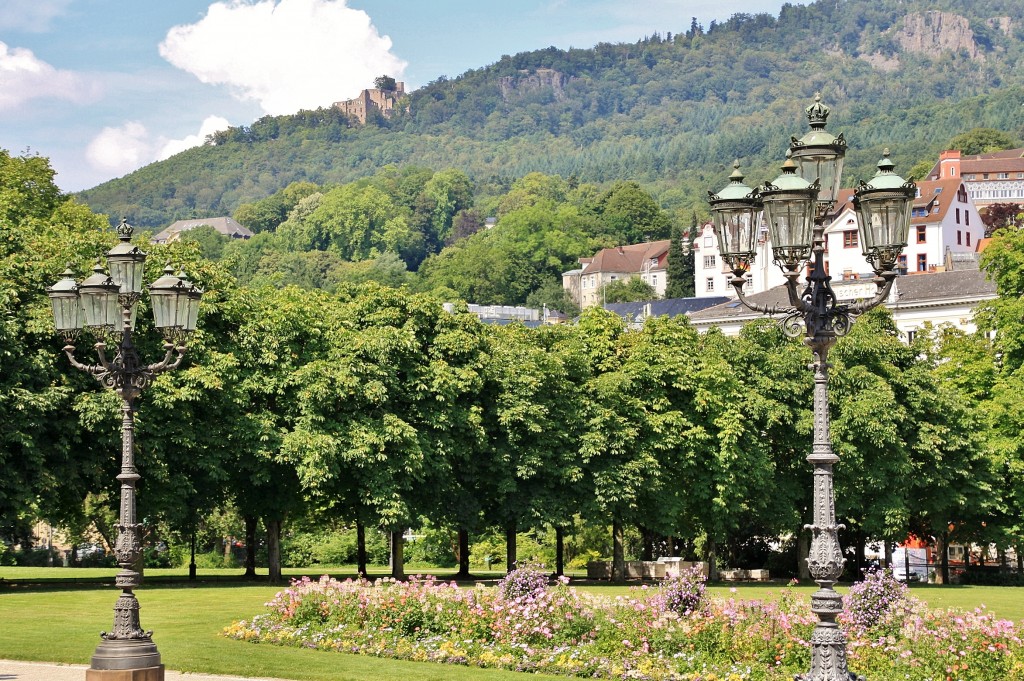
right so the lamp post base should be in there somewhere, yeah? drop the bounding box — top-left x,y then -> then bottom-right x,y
86,666 -> 163,681
89,638 -> 162,677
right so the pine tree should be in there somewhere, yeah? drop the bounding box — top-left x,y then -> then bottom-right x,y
666,213 -> 696,298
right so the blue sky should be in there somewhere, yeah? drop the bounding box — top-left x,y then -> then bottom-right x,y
0,0 -> 808,192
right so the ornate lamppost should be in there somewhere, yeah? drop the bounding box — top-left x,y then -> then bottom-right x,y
47,219 -> 202,681
707,95 -> 916,681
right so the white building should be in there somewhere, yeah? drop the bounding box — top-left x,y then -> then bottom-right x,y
563,240 -> 670,309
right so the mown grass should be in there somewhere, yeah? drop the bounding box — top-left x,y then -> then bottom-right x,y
2,567 -> 1022,680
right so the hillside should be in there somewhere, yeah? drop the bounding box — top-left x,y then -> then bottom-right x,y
77,0 -> 1024,229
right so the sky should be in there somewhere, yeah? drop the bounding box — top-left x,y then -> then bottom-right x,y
0,0 -> 810,192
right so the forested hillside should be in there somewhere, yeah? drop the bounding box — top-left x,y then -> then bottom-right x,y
78,0 -> 1024,230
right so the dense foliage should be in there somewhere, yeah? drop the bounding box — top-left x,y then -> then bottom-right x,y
77,0 -> 1024,231
4,145 -> 1024,587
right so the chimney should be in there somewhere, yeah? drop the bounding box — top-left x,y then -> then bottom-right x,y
939,150 -> 961,179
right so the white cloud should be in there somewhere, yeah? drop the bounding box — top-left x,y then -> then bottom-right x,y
0,41 -> 100,110
158,115 -> 231,160
0,0 -> 72,32
85,116 -> 234,176
85,122 -> 154,175
159,0 -> 407,115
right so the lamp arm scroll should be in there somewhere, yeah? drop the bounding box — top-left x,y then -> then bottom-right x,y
146,343 -> 186,375
846,271 -> 897,316
730,275 -> 796,315
62,343 -> 109,378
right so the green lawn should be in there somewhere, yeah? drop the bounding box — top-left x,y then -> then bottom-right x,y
2,567 -> 1022,681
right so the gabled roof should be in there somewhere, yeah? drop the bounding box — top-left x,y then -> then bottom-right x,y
152,217 -> 253,243
910,178 -> 964,225
582,240 -> 671,274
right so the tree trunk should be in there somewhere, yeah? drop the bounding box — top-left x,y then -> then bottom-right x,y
854,532 -> 866,580
390,530 -> 405,580
266,519 -> 282,584
980,544 -> 986,567
454,528 -> 471,579
639,526 -> 654,561
505,522 -> 517,574
224,534 -> 233,563
798,529 -> 811,581
612,518 -> 625,582
189,530 -> 197,581
999,546 -> 1008,571
935,532 -> 949,585
244,516 -> 257,579
356,521 -> 367,577
555,527 -> 564,577
884,539 -> 893,569
1017,544 -> 1023,572
706,537 -> 719,582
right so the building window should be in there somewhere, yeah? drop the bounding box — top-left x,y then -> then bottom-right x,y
897,255 -> 908,275
917,253 -> 927,272
916,226 -> 926,243
998,172 -> 1009,179
843,230 -> 858,248
907,330 -> 917,343
966,232 -> 971,247
956,208 -> 961,224
957,230 -> 962,245
965,212 -> 970,226
651,275 -> 658,287
704,236 -> 713,248
704,255 -> 717,269
705,277 -> 715,292
983,173 -> 990,179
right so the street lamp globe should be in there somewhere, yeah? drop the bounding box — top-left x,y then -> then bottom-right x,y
759,157 -> 819,271
77,262 -> 121,332
853,150 -> 917,274
46,267 -> 82,340
106,219 -> 148,299
707,160 -> 762,277
788,93 -> 847,208
148,265 -> 202,340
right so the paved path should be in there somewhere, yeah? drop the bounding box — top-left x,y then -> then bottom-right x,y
0,660 -> 287,681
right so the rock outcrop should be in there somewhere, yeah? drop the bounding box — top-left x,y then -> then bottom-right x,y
895,11 -> 983,61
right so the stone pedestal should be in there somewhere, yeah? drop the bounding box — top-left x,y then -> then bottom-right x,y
86,666 -> 164,681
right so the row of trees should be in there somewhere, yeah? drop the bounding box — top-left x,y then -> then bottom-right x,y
4,151 -> 1022,583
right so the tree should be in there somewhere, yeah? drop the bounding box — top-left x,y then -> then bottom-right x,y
601,277 -> 656,303
947,128 -> 1018,156
374,75 -> 397,92
598,181 -> 671,244
665,218 -> 696,298
980,203 -> 1023,236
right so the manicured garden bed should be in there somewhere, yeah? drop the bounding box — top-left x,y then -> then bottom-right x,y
226,567 -> 1024,680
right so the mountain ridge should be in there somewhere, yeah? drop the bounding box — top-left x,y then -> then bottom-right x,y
76,0 -> 1024,229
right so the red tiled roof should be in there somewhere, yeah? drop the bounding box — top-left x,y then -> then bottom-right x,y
584,240 -> 671,274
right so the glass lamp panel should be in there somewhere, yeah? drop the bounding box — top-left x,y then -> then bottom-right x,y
108,255 -> 146,295
791,151 -> 844,206
764,196 -> 814,266
78,266 -> 120,330
184,288 -> 202,332
150,289 -> 182,330
46,272 -> 81,332
50,295 -> 81,332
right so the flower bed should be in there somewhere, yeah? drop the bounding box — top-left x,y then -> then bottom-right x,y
224,567 -> 1024,680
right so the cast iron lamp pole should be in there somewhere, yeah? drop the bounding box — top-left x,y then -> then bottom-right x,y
47,219 -> 202,680
708,95 -> 916,681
